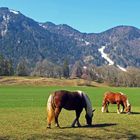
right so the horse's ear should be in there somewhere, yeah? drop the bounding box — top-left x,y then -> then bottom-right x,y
92,109 -> 95,112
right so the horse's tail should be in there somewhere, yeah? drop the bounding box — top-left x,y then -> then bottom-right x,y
47,94 -> 55,127
102,92 -> 109,104
101,91 -> 109,112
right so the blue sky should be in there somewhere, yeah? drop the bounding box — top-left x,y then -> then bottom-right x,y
0,0 -> 140,33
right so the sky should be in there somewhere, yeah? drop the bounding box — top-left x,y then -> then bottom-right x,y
0,0 -> 140,33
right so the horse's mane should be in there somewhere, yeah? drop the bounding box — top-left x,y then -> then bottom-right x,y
126,98 -> 131,106
119,92 -> 124,95
77,91 -> 93,117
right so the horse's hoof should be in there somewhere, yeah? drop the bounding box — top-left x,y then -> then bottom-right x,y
127,112 -> 131,115
47,126 -> 51,129
77,124 -> 81,127
55,124 -> 60,128
87,124 -> 92,127
78,125 -> 81,127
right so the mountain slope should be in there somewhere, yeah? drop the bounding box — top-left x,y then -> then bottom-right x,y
97,26 -> 140,67
0,7 -> 140,69
0,7 -> 80,66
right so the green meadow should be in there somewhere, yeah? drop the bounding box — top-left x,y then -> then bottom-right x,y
0,86 -> 140,140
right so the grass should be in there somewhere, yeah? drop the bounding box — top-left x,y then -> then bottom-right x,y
0,85 -> 140,140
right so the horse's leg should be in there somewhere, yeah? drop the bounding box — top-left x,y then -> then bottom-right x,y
71,118 -> 77,127
117,103 -> 121,114
106,102 -> 109,112
71,110 -> 82,127
54,107 -> 61,127
76,112 -> 81,127
103,101 -> 108,113
101,105 -> 105,112
101,99 -> 106,112
76,109 -> 83,127
121,104 -> 125,113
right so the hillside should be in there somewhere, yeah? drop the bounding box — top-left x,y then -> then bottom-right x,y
0,76 -> 108,87
0,7 -> 140,70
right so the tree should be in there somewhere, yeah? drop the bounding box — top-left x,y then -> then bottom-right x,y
62,59 -> 69,78
0,55 -> 14,76
32,59 -> 63,78
16,58 -> 30,76
70,61 -> 83,78
3,59 -> 14,76
0,55 -> 4,75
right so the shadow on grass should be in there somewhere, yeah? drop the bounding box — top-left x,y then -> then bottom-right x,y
27,132 -> 102,140
93,123 -> 117,128
60,123 -> 117,129
102,111 -> 140,115
0,136 -> 10,140
130,112 -> 140,115
27,128 -> 139,140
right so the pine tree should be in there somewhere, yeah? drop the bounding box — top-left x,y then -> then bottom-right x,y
71,61 -> 83,78
16,59 -> 29,76
0,55 -> 14,76
0,55 -> 4,75
63,59 -> 69,78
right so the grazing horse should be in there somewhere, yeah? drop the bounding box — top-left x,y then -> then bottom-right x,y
47,90 -> 95,128
101,91 -> 131,114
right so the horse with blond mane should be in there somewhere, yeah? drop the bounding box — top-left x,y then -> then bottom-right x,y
47,90 -> 95,128
101,91 -> 131,114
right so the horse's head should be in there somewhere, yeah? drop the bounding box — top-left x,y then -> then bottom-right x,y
85,109 -> 95,126
125,99 -> 131,114
126,104 -> 131,114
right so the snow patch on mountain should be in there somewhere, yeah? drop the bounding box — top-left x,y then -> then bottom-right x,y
98,46 -> 127,72
98,46 -> 114,65
74,38 -> 90,46
117,65 -> 127,72
3,15 -> 10,21
85,41 -> 90,45
1,15 -> 10,36
9,9 -> 19,14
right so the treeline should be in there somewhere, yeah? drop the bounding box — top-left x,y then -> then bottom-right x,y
0,56 -> 70,78
97,65 -> 140,87
0,56 -> 140,87
0,55 -> 14,76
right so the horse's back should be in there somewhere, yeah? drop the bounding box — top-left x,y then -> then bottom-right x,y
52,90 -> 85,110
104,91 -> 125,104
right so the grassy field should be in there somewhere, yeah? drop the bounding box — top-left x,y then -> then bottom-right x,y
0,85 -> 140,140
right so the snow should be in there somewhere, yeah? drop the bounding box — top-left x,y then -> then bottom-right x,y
117,65 -> 127,72
98,46 -> 114,65
83,66 -> 87,69
74,38 -> 90,46
9,9 -> 19,15
39,23 -> 47,29
39,23 -> 43,27
1,27 -> 8,36
85,41 -> 90,45
3,15 -> 10,21
1,15 -> 10,36
98,46 -> 127,72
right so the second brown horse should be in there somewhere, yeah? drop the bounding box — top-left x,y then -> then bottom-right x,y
101,91 -> 131,114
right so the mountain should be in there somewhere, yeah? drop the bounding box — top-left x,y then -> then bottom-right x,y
97,26 -> 140,67
0,7 -> 140,70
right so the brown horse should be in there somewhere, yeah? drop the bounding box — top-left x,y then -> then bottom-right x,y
101,91 -> 131,114
47,90 -> 95,128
